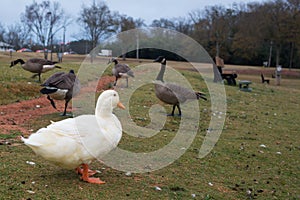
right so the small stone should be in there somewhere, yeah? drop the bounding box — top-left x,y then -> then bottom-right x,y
125,172 -> 132,176
26,161 -> 36,165
259,144 -> 267,148
246,189 -> 251,195
155,186 -> 162,191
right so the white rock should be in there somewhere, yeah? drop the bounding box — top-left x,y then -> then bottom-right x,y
125,172 -> 132,176
155,186 -> 162,191
26,161 -> 36,165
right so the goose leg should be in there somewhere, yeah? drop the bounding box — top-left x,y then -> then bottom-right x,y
114,77 -> 118,86
62,100 -> 69,116
167,105 -> 176,116
47,95 -> 57,109
177,105 -> 182,116
80,164 -> 105,184
126,77 -> 129,88
31,73 -> 39,82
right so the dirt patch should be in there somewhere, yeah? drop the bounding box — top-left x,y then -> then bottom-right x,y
0,76 -> 115,135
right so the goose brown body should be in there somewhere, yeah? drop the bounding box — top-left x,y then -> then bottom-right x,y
153,56 -> 207,116
111,58 -> 134,87
10,58 -> 61,82
40,70 -> 80,116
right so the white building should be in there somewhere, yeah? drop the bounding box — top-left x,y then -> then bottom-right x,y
0,41 -> 13,51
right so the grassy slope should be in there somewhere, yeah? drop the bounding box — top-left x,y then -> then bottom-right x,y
0,52 -> 299,199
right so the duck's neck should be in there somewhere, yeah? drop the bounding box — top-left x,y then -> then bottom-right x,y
156,61 -> 166,82
95,100 -> 114,118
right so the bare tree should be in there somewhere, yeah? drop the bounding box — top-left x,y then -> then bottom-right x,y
115,14 -> 144,60
0,23 -> 6,42
78,1 -> 115,62
21,0 -> 71,59
6,23 -> 31,50
151,18 -> 175,29
285,0 -> 300,69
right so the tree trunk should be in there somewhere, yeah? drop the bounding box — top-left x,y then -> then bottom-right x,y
275,44 -> 280,68
289,42 -> 294,70
216,41 -> 220,57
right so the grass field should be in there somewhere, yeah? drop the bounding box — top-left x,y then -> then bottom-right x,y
0,52 -> 299,199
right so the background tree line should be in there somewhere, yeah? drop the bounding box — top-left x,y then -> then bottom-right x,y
0,0 -> 299,68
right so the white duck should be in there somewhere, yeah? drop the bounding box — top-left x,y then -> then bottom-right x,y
22,90 -> 125,184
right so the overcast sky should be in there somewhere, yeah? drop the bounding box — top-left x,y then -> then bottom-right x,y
1,0 -> 267,42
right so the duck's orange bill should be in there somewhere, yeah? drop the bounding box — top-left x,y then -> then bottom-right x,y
117,102 -> 126,110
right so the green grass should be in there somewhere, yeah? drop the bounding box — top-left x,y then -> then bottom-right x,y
0,52 -> 299,199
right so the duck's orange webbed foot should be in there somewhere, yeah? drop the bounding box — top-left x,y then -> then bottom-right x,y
80,164 -> 105,184
76,167 -> 97,176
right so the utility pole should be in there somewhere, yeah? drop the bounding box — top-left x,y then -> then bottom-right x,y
63,26 -> 66,53
47,12 -> 53,61
268,41 -> 273,67
136,32 -> 139,60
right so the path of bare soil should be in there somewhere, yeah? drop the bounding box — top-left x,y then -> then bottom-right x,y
0,76 -> 115,135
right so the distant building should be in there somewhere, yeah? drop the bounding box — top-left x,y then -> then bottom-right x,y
0,41 -> 14,51
98,49 -> 112,57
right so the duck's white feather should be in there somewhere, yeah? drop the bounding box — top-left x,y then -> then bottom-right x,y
22,90 -> 123,170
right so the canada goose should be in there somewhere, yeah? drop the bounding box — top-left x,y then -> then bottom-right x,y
153,56 -> 207,116
110,58 -> 134,87
40,70 -> 81,116
9,58 -> 61,82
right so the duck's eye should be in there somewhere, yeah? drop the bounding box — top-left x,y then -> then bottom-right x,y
113,93 -> 117,96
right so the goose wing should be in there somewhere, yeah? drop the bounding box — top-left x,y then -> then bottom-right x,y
165,83 -> 207,101
28,58 -> 57,65
156,82 -> 201,103
42,72 -> 76,89
114,64 -> 134,77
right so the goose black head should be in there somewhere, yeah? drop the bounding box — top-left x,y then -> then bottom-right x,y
9,61 -> 14,67
9,59 -> 25,67
69,69 -> 75,74
153,56 -> 166,65
111,58 -> 118,64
